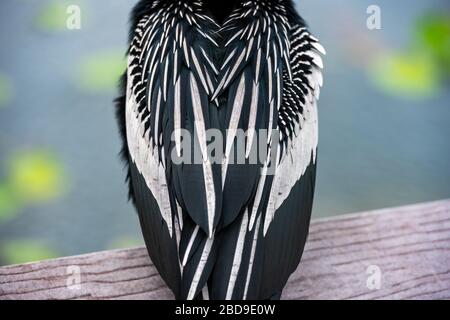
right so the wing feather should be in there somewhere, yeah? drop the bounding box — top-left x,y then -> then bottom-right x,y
209,4 -> 325,298
125,0 -> 221,299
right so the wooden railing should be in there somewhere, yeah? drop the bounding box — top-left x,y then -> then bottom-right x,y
1,199 -> 449,300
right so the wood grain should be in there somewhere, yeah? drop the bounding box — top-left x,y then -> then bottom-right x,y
1,200 -> 449,300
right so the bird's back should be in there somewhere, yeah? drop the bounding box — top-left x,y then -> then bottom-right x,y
116,0 -> 325,300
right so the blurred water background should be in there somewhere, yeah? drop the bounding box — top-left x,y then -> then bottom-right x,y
0,0 -> 449,265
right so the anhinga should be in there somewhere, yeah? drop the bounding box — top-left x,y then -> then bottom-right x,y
115,0 -> 325,300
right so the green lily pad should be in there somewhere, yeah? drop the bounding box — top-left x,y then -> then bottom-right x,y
415,12 -> 450,75
369,52 -> 440,99
8,150 -> 67,204
0,183 -> 21,223
77,51 -> 126,93
1,240 -> 59,265
0,74 -> 13,107
35,1 -> 71,32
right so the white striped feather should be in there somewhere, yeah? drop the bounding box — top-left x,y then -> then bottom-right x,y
225,211 -> 249,299
125,56 -> 173,237
174,77 -> 182,157
187,237 -> 214,300
182,225 -> 199,266
213,48 -> 246,100
190,74 -> 216,237
248,147 -> 270,231
202,285 -> 210,300
190,47 -> 210,95
243,215 -> 261,299
222,74 -> 246,188
245,81 -> 259,158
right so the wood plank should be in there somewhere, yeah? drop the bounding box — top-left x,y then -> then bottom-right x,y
1,199 -> 449,300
